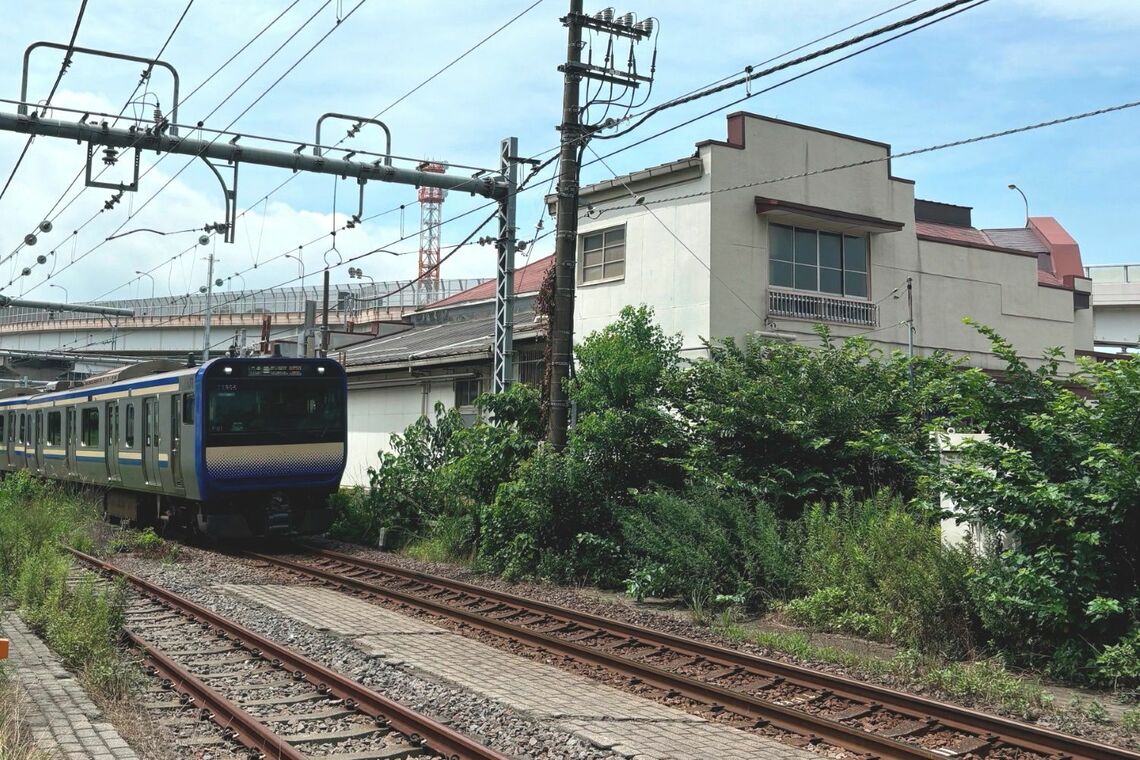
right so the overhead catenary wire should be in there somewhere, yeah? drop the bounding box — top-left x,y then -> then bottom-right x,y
1,0 -> 205,268
56,155 -> 561,352
0,0 -> 89,205
12,0 -> 370,295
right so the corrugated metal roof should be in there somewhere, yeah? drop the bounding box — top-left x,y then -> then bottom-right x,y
341,308 -> 543,369
420,256 -> 553,312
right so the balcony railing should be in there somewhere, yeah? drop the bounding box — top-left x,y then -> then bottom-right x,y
768,288 -> 877,327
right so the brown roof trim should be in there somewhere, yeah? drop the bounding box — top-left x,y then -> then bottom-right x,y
1037,280 -> 1074,292
756,196 -> 904,232
697,111 -> 893,152
890,175 -> 916,185
916,233 -> 1040,259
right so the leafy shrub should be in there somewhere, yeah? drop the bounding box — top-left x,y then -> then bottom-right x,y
621,485 -> 792,609
673,328 -> 960,514
787,492 -> 975,655
940,327 -> 1140,673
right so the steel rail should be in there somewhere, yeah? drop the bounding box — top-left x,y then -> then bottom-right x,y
128,630 -> 308,760
69,548 -> 510,760
248,550 -> 958,760
297,546 -> 1140,760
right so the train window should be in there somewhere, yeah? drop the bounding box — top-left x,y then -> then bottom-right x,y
46,412 -> 62,446
125,405 -> 136,448
81,408 -> 100,447
182,393 -> 195,425
19,414 -> 26,444
0,415 -> 5,444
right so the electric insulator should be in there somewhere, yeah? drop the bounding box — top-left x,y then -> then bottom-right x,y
102,146 -> 119,166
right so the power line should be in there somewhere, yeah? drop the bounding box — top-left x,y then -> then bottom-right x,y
587,97 -> 1140,215
1,0 -> 202,268
0,0 -> 89,204
12,0 -> 368,295
596,0 -> 983,141
374,0 -> 546,120
586,0 -> 990,165
55,157 -> 560,352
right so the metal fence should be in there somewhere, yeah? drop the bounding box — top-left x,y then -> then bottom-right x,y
0,278 -> 488,326
768,288 -> 877,327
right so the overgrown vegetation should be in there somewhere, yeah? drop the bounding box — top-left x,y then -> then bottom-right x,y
334,304 -> 1140,691
0,472 -> 133,698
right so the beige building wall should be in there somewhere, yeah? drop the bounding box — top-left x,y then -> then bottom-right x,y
578,113 -> 1090,373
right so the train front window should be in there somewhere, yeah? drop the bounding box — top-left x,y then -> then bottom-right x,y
207,382 -> 343,438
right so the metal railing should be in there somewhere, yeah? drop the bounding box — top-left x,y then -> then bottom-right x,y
768,288 -> 877,327
0,278 -> 488,327
1084,265 -> 1140,283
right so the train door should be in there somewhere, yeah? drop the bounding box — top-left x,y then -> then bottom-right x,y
105,402 -> 120,482
142,397 -> 159,485
34,411 -> 43,473
65,407 -> 77,476
169,394 -> 184,493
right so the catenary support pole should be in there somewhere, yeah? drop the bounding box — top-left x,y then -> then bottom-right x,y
548,0 -> 584,449
906,276 -> 914,382
493,137 -> 519,393
321,269 -> 331,355
202,253 -> 215,362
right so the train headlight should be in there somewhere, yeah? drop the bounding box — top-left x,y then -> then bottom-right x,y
223,366 -> 233,375
317,367 -> 325,374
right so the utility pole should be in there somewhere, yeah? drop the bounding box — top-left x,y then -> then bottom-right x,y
321,269 -> 331,356
906,276 -> 915,382
202,253 -> 216,362
548,0 -> 586,449
547,2 -> 653,448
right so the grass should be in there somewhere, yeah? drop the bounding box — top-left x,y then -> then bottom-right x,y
0,472 -> 137,701
108,527 -> 178,561
721,625 -> 1051,720
0,666 -> 51,760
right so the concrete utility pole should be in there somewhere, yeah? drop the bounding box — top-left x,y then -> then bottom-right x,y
547,3 -> 653,448
548,0 -> 586,449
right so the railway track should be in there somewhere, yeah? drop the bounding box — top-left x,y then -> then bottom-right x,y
247,545 -> 1140,760
68,548 -> 509,760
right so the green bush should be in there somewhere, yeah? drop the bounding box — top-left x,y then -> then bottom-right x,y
621,485 -> 792,608
787,492 -> 975,656
940,327 -> 1140,677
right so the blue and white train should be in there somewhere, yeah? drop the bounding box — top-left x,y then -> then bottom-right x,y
0,356 -> 347,538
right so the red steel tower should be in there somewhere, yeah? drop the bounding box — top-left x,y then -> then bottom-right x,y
417,161 -> 447,301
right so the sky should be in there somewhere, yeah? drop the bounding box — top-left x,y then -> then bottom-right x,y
0,0 -> 1137,304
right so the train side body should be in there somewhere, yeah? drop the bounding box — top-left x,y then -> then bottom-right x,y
0,357 -> 347,538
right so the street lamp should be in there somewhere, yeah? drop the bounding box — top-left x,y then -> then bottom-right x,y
48,283 -> 69,302
285,252 -> 306,290
1008,184 -> 1029,227
135,270 -> 155,299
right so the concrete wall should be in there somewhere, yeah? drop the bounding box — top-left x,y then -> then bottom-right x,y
575,162 -> 713,356
1090,280 -> 1140,349
344,379 -> 456,487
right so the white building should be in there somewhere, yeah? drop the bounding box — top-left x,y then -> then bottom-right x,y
1085,264 -> 1140,354
340,112 -> 1100,485
572,112 -> 1093,372
338,263 -> 549,486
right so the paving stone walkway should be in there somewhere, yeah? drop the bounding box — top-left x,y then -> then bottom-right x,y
1,610 -> 139,760
221,583 -> 815,760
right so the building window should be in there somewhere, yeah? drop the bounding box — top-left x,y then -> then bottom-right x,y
770,223 -> 868,299
81,408 -> 99,447
581,225 -> 626,283
454,379 -> 482,408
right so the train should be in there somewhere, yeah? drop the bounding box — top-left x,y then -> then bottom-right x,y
0,355 -> 348,538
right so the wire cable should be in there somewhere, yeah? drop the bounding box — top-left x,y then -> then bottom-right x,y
0,0 -> 89,204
